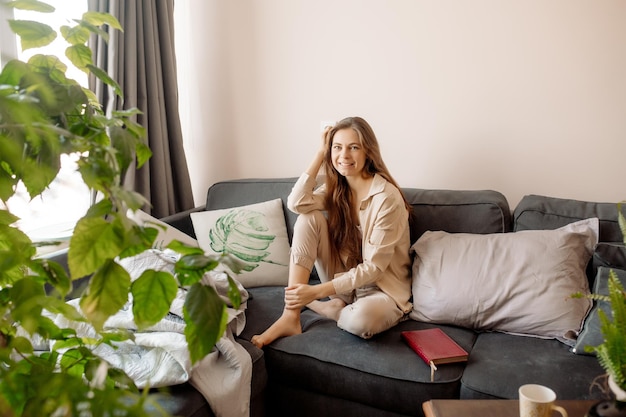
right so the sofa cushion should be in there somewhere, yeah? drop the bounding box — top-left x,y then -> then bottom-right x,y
239,286 -> 476,416
573,267 -> 626,355
191,199 -> 290,288
593,243 -> 626,270
410,218 -> 598,343
403,188 -> 511,242
460,331 -> 605,400
514,194 -> 622,242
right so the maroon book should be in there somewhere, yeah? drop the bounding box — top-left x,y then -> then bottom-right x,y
401,328 -> 468,381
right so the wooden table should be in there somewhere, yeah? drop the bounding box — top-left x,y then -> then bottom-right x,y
423,399 -> 597,417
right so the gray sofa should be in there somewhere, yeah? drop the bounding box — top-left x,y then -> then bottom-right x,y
157,177 -> 623,417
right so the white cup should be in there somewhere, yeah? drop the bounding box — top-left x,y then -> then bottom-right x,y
519,384 -> 568,417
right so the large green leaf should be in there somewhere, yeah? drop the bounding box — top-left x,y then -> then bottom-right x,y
20,128 -> 62,198
6,0 -> 55,12
0,162 -> 17,201
27,53 -> 67,78
175,254 -> 220,287
183,283 -> 227,364
9,19 -> 56,50
110,125 -> 136,173
131,270 -> 178,330
0,224 -> 35,285
60,24 -> 90,46
87,64 -> 123,99
69,216 -> 126,279
82,11 -> 123,31
79,259 -> 130,330
0,210 -> 19,227
65,44 -> 93,71
10,277 -> 46,334
29,257 -> 71,297
77,150 -> 117,193
167,240 -> 205,256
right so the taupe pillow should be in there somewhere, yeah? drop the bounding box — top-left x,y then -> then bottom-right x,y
410,218 -> 598,344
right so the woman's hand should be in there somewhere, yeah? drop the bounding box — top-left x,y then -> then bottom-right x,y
306,126 -> 333,177
319,125 -> 332,156
284,281 -> 336,310
284,284 -> 318,310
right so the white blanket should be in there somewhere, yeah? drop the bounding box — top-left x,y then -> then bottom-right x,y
52,250 -> 252,417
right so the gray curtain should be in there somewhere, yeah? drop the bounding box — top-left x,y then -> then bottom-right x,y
88,0 -> 194,218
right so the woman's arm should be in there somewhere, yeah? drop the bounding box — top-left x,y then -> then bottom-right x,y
305,126 -> 331,177
287,128 -> 331,214
284,281 -> 336,310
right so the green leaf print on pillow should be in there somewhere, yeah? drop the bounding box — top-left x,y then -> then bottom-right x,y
209,208 -> 284,272
190,198 -> 291,287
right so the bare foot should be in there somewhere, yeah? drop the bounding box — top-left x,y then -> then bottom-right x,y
307,298 -> 346,321
251,309 -> 302,348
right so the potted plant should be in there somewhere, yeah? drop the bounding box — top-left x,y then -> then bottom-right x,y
587,203 -> 626,416
0,1 -> 240,415
596,270 -> 626,392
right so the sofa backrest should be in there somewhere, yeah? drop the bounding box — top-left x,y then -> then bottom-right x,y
205,178 -> 512,245
514,194 -> 622,242
404,188 -> 511,243
514,194 -> 626,287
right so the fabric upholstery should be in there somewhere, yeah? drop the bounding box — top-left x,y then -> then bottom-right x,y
514,194 -> 622,242
460,331 -> 605,400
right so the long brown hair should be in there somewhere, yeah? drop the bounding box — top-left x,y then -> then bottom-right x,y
322,117 -> 411,269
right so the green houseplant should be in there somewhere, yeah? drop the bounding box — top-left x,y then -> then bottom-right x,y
585,202 -> 626,417
0,1 -> 240,415
596,269 -> 626,396
594,202 -> 626,397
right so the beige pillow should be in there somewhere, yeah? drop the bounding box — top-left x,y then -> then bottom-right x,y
128,209 -> 198,248
190,199 -> 290,288
410,218 -> 598,343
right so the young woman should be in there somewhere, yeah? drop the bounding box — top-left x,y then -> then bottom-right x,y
251,116 -> 413,348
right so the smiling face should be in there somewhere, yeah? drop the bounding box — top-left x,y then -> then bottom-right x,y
331,128 -> 368,178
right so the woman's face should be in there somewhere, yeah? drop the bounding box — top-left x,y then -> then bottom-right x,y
331,128 -> 368,178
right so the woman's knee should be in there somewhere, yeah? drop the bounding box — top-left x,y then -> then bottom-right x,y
337,296 -> 402,339
291,211 -> 330,273
293,210 -> 327,234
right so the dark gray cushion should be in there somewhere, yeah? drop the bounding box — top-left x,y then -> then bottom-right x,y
403,188 -> 512,242
514,194 -> 622,242
240,286 -> 475,416
593,243 -> 626,270
460,331 -> 605,401
573,267 -> 626,355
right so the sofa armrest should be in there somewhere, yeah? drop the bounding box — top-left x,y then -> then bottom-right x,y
160,206 -> 205,239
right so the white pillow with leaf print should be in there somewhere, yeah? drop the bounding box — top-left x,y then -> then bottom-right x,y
190,198 -> 290,288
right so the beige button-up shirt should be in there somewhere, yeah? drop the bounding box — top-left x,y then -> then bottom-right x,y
288,173 -> 413,313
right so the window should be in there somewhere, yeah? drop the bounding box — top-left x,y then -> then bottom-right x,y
2,1 -> 90,246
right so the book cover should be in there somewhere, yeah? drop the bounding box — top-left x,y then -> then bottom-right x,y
401,328 -> 469,381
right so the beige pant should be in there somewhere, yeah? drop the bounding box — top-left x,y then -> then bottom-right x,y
291,211 -> 404,339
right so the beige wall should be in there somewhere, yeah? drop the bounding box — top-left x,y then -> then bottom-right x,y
175,1 -> 626,209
